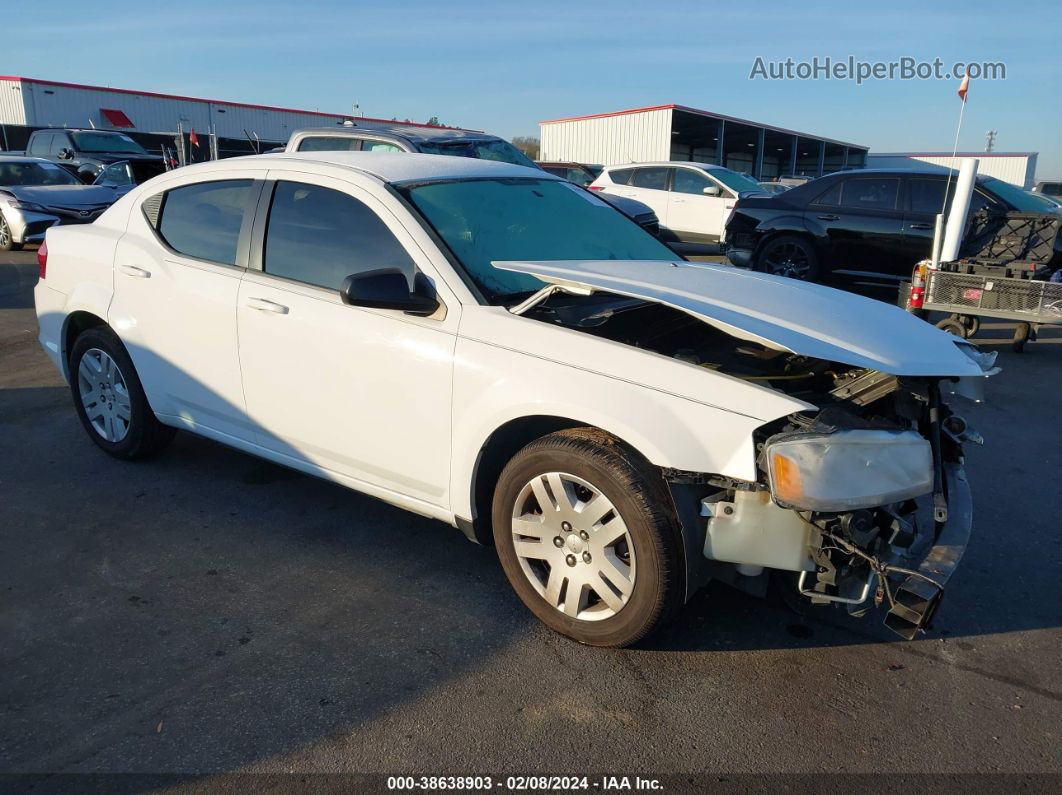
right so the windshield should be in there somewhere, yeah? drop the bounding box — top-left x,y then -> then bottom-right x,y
982,177 -> 1059,213
707,167 -> 765,194
71,132 -> 148,155
0,161 -> 82,186
418,139 -> 537,168
400,177 -> 678,303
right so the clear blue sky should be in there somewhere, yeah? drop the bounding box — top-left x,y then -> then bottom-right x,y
11,0 -> 1061,177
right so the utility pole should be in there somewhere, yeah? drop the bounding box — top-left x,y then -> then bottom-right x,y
985,130 -> 997,153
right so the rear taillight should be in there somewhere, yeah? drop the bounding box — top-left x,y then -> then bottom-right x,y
588,186 -> 604,191
37,240 -> 48,280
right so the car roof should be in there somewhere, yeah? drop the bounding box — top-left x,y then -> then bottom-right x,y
291,124 -> 502,144
255,151 -> 558,183
604,161 -> 729,171
0,155 -> 53,163
816,167 -> 993,181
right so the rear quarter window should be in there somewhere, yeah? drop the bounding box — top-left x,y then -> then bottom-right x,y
154,180 -> 253,265
608,168 -> 635,185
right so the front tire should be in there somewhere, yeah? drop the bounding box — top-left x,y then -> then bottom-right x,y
755,234 -> 819,280
492,428 -> 683,647
0,214 -> 23,252
69,327 -> 176,459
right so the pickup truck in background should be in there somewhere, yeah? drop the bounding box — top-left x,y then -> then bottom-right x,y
25,128 -> 164,184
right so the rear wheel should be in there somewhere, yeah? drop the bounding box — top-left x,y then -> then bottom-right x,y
69,327 -> 176,458
755,235 -> 819,280
492,428 -> 683,647
0,214 -> 23,252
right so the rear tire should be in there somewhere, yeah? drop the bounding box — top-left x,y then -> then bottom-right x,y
754,235 -> 819,281
492,428 -> 684,647
69,327 -> 176,459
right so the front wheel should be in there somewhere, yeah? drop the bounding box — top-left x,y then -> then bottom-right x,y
69,326 -> 176,458
492,428 -> 684,647
755,234 -> 819,280
0,213 -> 23,252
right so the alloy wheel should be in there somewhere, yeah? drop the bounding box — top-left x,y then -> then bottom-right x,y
510,472 -> 636,621
762,242 -> 811,279
0,216 -> 10,248
78,348 -> 132,442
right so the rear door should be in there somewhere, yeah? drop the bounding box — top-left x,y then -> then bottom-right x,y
667,167 -> 732,243
616,167 -> 672,229
109,170 -> 264,441
807,175 -> 905,282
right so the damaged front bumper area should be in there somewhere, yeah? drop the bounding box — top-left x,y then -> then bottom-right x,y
695,374 -> 982,640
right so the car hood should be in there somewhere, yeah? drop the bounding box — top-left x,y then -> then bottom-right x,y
493,259 -> 989,377
1,184 -> 117,207
597,193 -> 654,218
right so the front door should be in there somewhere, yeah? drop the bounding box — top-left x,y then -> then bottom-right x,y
235,174 -> 457,507
667,167 -> 733,243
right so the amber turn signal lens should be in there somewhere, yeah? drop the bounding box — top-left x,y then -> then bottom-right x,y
770,452 -> 803,504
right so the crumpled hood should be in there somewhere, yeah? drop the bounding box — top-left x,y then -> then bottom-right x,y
2,184 -> 116,208
493,259 -> 988,377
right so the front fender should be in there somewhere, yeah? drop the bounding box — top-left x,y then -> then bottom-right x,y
448,319 -> 811,521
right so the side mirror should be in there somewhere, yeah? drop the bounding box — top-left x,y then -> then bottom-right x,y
702,185 -> 721,196
58,148 -> 74,161
340,269 -> 439,317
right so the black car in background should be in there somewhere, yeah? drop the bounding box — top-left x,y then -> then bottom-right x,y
25,128 -> 164,184
725,168 -> 1062,287
536,161 -> 603,187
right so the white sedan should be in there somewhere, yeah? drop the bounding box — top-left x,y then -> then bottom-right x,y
34,152 -> 993,647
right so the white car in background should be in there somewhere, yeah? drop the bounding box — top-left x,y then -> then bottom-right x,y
589,162 -> 768,245
35,152 -> 992,647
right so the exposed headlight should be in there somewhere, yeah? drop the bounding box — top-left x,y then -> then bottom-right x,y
2,197 -> 48,213
765,429 -> 933,512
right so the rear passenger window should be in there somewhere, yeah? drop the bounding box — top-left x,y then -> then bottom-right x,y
156,180 -> 253,265
263,181 -> 415,290
630,168 -> 670,191
361,140 -> 403,153
812,181 -> 843,206
839,178 -> 899,211
297,137 -> 361,152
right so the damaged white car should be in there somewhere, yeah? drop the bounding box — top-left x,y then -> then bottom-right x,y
34,153 -> 996,647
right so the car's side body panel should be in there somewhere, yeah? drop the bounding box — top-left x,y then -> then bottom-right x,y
448,306 -> 814,521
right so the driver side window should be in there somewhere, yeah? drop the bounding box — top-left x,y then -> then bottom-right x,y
262,181 -> 416,290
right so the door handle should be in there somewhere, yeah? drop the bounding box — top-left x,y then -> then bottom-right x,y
118,264 -> 151,278
817,214 -> 839,221
909,223 -> 934,230
672,198 -> 685,203
246,297 -> 289,314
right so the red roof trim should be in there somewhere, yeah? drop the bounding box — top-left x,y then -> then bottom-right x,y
539,104 -> 677,124
0,75 -> 470,131
100,108 -> 134,128
540,102 -> 866,150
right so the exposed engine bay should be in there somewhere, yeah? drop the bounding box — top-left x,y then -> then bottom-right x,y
526,294 -> 981,638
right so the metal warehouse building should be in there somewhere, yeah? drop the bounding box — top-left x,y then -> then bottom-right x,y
865,152 -> 1038,189
0,76 -> 459,154
540,104 -> 868,180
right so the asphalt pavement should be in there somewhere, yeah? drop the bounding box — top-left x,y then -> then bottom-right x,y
1,245 -> 1059,786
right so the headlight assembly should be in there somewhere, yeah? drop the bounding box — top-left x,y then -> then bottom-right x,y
2,197 -> 47,213
765,429 -> 933,512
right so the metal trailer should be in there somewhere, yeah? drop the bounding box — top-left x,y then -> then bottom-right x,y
901,268 -> 1062,352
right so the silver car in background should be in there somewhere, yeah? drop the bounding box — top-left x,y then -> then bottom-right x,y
0,156 -> 117,251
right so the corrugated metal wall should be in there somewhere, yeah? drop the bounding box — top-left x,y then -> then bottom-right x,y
540,108 -> 673,165
9,79 -> 350,143
865,153 -> 1037,189
0,80 -> 29,126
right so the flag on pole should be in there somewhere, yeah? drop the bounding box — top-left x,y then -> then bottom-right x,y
189,129 -> 200,148
957,73 -> 970,102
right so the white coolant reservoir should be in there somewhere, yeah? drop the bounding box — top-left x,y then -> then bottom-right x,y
701,490 -> 817,573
